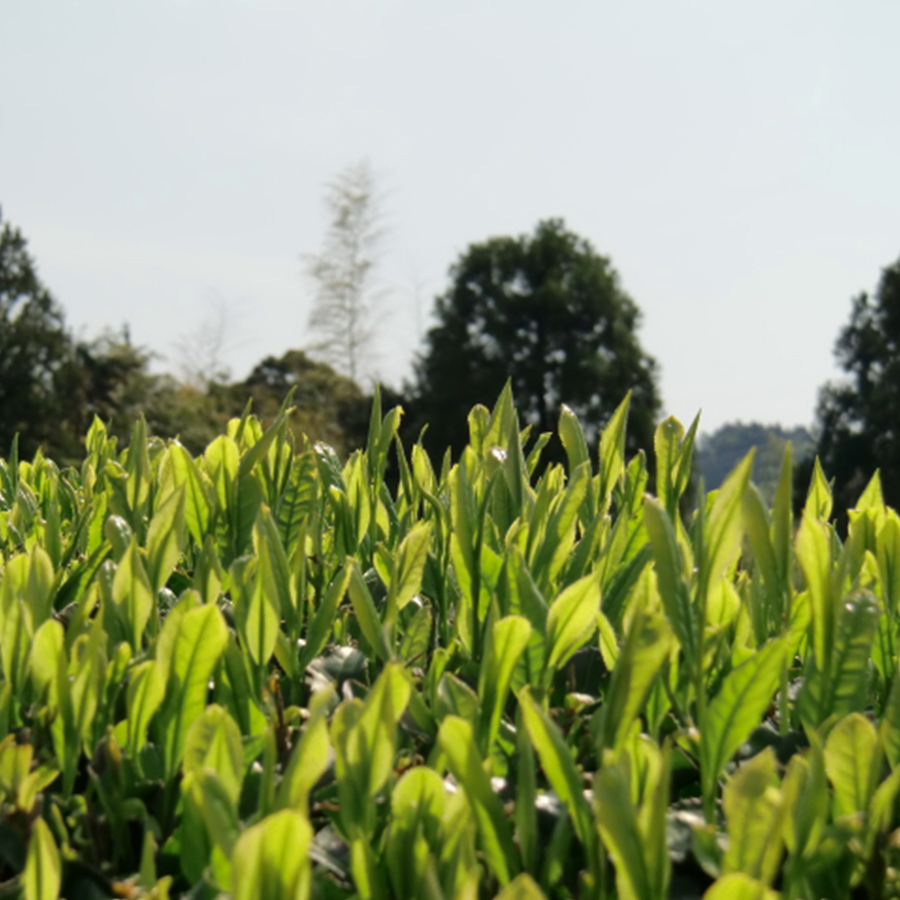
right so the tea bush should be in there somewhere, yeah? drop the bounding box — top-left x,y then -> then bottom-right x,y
1,386 -> 899,899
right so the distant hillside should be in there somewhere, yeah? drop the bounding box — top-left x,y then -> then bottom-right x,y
697,422 -> 814,504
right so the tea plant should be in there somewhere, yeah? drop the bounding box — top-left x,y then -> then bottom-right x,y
2,385 -> 900,899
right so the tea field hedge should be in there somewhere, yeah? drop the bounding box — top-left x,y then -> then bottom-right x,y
1,386 -> 900,900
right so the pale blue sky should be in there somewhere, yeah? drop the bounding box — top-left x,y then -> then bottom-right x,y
2,1 -> 899,432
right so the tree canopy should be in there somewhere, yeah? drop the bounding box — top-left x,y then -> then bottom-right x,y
410,219 -> 661,460
0,210 -> 79,458
227,349 -> 370,457
812,254 -> 900,514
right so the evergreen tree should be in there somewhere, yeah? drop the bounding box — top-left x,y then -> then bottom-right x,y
410,219 -> 661,461
811,254 -> 900,514
0,210 -> 77,458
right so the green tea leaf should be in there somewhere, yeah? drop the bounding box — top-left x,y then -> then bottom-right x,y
232,810 -> 313,900
193,534 -> 223,605
331,665 -> 410,844
298,565 -> 351,672
399,602 -> 432,664
654,417 -> 684,518
545,573 -> 600,676
598,393 -> 630,512
124,415 -> 151,516
594,756 -> 657,900
881,663 -> 900,768
164,442 -> 213,547
146,486 -> 186,595
183,704 -> 244,804
31,619 -> 64,699
485,381 -> 516,454
126,660 -> 165,760
722,749 -> 783,885
700,637 -> 786,811
23,818 -> 61,900
234,473 -> 264,561
518,688 -> 594,857
24,545 -> 54,627
515,705 -> 538,875
354,663 -> 411,798
438,716 -> 519,885
803,457 -> 832,522
478,616 -> 532,755
797,591 -> 880,729
595,608 -> 673,753
390,521 -> 431,617
277,686 -> 333,811
824,712 -> 879,818
184,769 -> 242,883
704,451 -> 753,588
159,604 -> 228,776
643,497 -> 695,662
276,451 -> 318,552
781,745 -> 828,860
348,560 -> 392,663
435,672 -> 480,725
242,533 -> 282,668
865,762 -> 900,855
559,404 -> 590,475
255,506 -> 294,629
218,636 -> 268,737
531,463 -> 589,589
70,620 -> 106,750
386,767 -> 446,900
112,539 -> 155,651
877,510 -> 900,616
238,402 -> 291,480
495,873 -> 548,900
795,512 -> 833,670
702,874 -> 779,900
742,489 -> 774,592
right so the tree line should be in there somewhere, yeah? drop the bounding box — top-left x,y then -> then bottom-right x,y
0,171 -> 661,470
2,161 -> 899,522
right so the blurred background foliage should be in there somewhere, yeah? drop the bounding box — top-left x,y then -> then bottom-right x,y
2,198 -> 900,525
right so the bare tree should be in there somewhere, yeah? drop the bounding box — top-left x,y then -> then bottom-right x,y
304,161 -> 385,383
172,293 -> 244,390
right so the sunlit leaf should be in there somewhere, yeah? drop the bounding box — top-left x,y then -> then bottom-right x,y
595,608 -> 673,753
824,712 -> 879,818
23,818 -> 61,900
545,573 -> 600,676
518,688 -> 594,857
700,637 -> 786,812
478,616 -> 532,754
438,716 -> 519,885
722,749 -> 784,885
159,603 -> 228,775
182,704 -> 244,803
232,810 -> 313,900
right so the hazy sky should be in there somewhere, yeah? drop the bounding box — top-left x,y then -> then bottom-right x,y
3,1 -> 899,433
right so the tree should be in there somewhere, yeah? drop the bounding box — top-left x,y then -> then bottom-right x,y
0,209 -> 79,459
810,254 -> 900,515
0,211 -> 220,462
226,349 -> 370,457
410,219 -> 661,460
305,161 -> 385,383
172,294 -> 240,390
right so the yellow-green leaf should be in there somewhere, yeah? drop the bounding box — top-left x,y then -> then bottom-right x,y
23,819 -> 61,900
